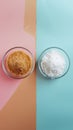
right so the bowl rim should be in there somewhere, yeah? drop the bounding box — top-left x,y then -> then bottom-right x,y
2,46 -> 35,79
38,46 -> 70,79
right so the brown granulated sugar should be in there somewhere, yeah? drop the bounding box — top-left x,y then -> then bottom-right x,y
6,51 -> 32,77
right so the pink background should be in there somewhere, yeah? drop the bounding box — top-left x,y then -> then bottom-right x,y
0,0 -> 35,110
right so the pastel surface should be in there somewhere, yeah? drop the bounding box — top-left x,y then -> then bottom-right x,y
0,0 -> 35,110
37,0 -> 73,130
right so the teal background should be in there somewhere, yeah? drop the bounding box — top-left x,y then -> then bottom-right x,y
36,0 -> 73,130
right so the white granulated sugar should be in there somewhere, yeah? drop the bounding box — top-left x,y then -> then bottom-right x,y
41,50 -> 66,78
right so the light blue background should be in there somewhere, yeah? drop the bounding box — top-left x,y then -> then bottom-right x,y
36,0 -> 73,130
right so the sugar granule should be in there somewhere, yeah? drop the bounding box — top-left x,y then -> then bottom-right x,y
41,50 -> 66,78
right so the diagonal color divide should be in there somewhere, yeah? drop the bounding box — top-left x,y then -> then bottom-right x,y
0,0 -> 35,110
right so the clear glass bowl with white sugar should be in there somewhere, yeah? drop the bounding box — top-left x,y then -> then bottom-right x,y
38,47 -> 70,79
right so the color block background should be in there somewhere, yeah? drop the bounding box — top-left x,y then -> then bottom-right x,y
0,0 -> 36,129
0,0 -> 73,130
37,0 -> 73,130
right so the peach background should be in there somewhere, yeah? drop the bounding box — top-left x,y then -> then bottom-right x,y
25,0 -> 36,36
0,0 -> 36,129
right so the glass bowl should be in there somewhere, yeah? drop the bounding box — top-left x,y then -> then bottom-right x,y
38,47 -> 70,79
2,47 -> 35,79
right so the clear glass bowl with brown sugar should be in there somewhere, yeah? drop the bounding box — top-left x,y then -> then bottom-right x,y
2,47 -> 35,79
